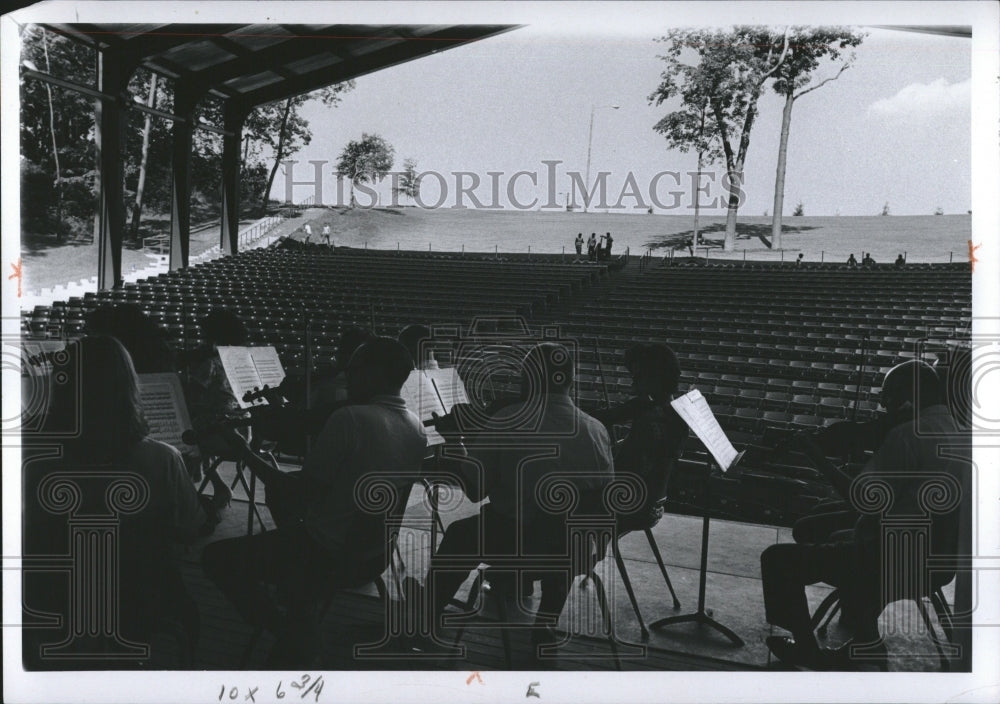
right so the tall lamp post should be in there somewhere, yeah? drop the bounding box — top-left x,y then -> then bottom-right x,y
583,103 -> 619,213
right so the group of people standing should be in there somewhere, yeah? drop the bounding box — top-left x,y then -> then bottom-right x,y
575,231 -> 614,262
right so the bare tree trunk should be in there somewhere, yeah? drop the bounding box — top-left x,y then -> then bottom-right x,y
129,73 -> 158,241
261,99 -> 292,212
724,181 -> 740,252
42,31 -> 63,239
771,91 -> 795,250
692,104 -> 707,252
692,154 -> 702,254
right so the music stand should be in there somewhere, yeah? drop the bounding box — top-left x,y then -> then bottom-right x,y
650,449 -> 745,646
650,390 -> 746,647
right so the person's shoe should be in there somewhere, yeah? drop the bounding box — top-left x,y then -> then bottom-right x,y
767,635 -> 888,671
212,484 -> 233,511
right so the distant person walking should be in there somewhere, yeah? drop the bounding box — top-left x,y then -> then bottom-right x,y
575,233 -> 584,256
603,233 -> 614,260
303,223 -> 313,243
322,224 -> 332,245
587,233 -> 598,262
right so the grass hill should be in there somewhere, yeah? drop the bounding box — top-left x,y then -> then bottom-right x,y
298,207 -> 971,264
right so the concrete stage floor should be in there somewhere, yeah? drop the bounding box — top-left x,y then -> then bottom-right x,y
183,461 -> 955,672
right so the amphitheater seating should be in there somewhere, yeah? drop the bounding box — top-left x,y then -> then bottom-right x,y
21,250 -> 971,527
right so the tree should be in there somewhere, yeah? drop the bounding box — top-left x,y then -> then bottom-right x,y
128,73 -> 158,241
792,200 -> 804,216
336,134 -> 395,207
394,157 -> 420,205
881,202 -> 891,216
248,81 -> 354,212
650,27 -> 791,251
767,27 -> 864,248
650,77 -> 725,250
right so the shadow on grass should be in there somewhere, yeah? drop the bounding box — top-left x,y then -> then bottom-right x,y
645,222 -> 818,252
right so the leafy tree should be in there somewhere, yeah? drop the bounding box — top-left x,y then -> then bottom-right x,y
394,157 -> 420,205
336,133 -> 395,207
792,200 -> 804,216
20,25 -> 98,237
766,27 -> 864,248
650,27 -> 791,251
19,23 -> 355,246
247,82 -> 354,212
650,66 -> 725,249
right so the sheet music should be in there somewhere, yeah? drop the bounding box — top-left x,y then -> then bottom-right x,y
137,373 -> 195,453
425,366 -> 469,411
249,346 -> 285,388
670,389 -> 739,471
216,346 -> 263,408
400,369 -> 447,446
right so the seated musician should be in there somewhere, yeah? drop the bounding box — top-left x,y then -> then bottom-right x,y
760,361 -> 966,669
591,342 -> 687,530
787,389 -> 915,545
24,336 -> 206,667
200,337 -> 427,667
324,325 -> 376,404
420,343 -> 614,647
182,310 -> 255,517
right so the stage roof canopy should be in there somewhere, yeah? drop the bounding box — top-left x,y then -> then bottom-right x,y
44,23 -> 517,107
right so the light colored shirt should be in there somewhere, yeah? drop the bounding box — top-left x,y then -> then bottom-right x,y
468,394 -> 614,525
301,394 -> 427,555
127,437 -> 206,544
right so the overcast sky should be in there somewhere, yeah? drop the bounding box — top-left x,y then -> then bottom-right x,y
289,24 -> 971,216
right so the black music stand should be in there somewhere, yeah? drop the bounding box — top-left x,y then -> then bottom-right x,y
650,449 -> 745,647
197,452 -> 268,536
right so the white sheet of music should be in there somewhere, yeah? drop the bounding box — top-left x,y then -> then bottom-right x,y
248,346 -> 285,389
137,373 -> 195,453
670,388 -> 739,472
400,369 -> 448,446
216,346 -> 264,408
425,366 -> 470,411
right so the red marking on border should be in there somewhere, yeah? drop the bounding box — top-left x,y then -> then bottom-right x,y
8,258 -> 22,297
466,672 -> 484,685
968,240 -> 981,272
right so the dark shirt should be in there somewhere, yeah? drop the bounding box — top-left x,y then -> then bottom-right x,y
611,401 -> 687,528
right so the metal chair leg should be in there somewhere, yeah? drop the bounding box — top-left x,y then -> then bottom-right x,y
930,588 -> 954,644
643,529 -> 681,610
917,598 -> 950,672
612,547 -> 649,638
589,571 -> 622,671
450,571 -> 484,650
810,589 -> 842,635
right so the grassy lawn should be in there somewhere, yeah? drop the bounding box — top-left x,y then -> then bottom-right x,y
294,207 -> 972,264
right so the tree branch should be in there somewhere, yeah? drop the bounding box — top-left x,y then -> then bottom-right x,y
794,62 -> 851,99
757,26 -> 791,87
